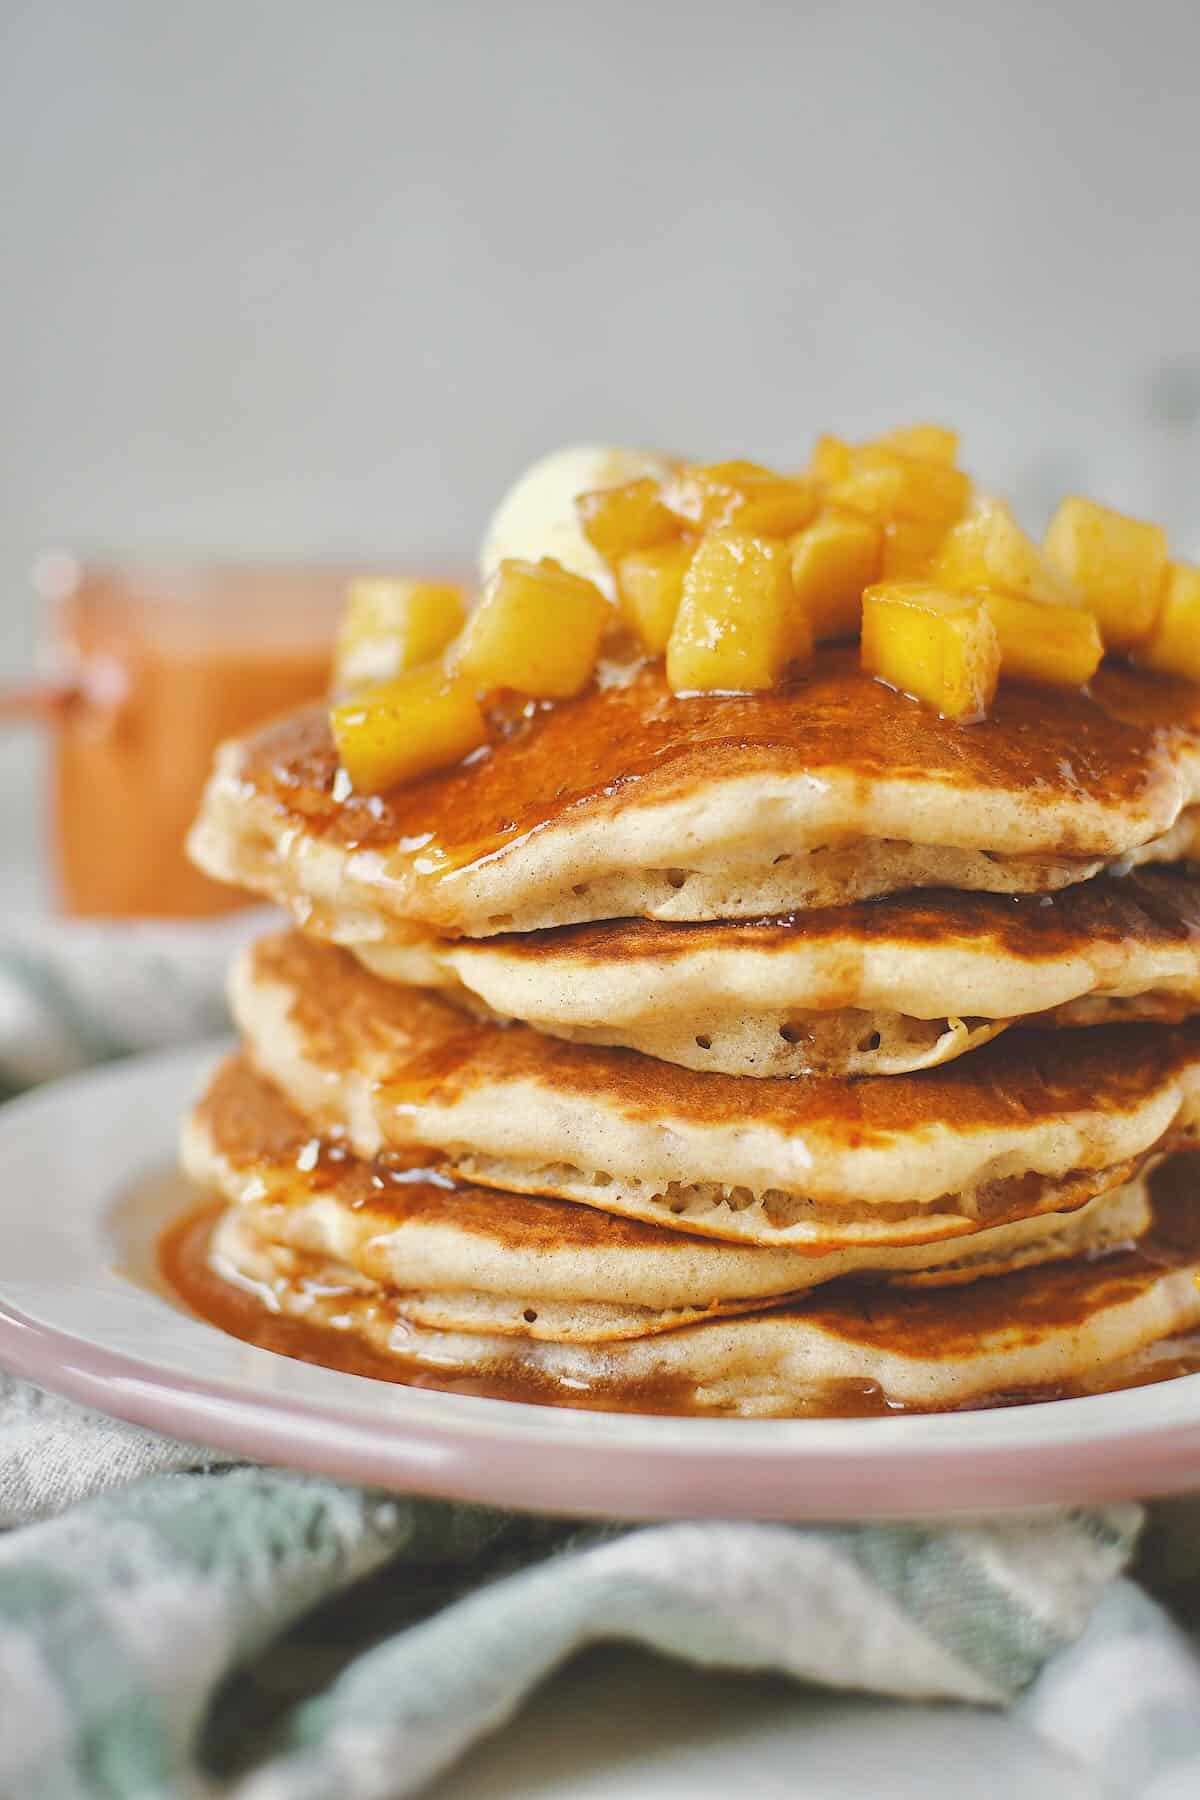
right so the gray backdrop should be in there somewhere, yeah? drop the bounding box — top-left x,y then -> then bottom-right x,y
3,0 -> 1199,676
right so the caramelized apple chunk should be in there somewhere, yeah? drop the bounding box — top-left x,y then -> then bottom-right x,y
667,533 -> 807,692
333,578 -> 466,693
861,583 -> 999,722
790,511 -> 881,640
1044,496 -> 1167,649
829,449 -> 970,526
454,558 -> 609,699
936,499 -> 1077,608
1136,561 -> 1200,681
869,423 -> 960,465
880,518 -> 946,580
809,434 -> 853,483
576,477 -> 680,561
615,541 -> 696,653
983,592 -> 1103,687
330,664 -> 486,793
663,461 -> 821,537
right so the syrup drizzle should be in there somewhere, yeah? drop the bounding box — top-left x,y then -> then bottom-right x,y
241,651 -> 1200,887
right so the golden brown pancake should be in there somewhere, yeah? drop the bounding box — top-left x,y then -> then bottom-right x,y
352,866 -> 1200,1076
229,931 -> 1200,1248
183,1055 -> 1153,1341
201,1154 -> 1200,1416
188,648 -> 1200,936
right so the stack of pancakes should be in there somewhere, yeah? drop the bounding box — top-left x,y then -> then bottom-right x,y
183,646 -> 1200,1415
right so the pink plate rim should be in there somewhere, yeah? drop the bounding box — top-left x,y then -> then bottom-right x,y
6,1296 -> 1200,1519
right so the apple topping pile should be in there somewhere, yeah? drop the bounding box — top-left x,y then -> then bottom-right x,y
329,433 -> 1200,793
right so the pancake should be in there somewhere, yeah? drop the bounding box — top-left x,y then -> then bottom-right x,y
183,1056 -> 1153,1342
351,866 -> 1200,1077
230,931 -> 1200,1248
200,1155 -> 1200,1416
187,648 -> 1200,936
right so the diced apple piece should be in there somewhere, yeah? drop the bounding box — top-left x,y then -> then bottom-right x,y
936,499 -> 1078,608
983,592 -> 1103,688
1136,561 -> 1200,681
576,477 -> 681,562
868,424 -> 960,465
830,449 -> 970,525
454,558 -> 609,698
861,584 -> 999,722
330,664 -> 487,793
667,533 -> 806,693
790,511 -> 882,640
880,517 -> 946,580
809,434 -> 853,483
1043,496 -> 1168,650
663,461 -> 821,537
615,541 -> 696,653
334,578 -> 466,693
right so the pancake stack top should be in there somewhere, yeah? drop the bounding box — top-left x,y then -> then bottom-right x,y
181,431 -> 1200,1416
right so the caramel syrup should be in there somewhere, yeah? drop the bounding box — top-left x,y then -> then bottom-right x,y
159,1157 -> 1200,1420
239,651 -> 1200,893
159,1199 -> 705,1416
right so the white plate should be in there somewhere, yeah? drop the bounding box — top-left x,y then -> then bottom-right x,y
2,1043 -> 1200,1520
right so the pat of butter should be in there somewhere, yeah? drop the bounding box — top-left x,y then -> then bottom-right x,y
479,444 -> 677,597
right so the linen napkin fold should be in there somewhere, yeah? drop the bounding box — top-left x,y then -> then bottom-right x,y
0,912 -> 271,1092
2,918 -> 1200,1798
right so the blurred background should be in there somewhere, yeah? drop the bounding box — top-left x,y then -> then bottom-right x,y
3,0 -> 1199,905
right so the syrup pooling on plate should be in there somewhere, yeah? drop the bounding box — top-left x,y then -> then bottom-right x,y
159,1200 -> 708,1416
161,1157 -> 1200,1419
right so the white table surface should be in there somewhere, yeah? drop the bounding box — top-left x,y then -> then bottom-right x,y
0,731 -> 1100,1799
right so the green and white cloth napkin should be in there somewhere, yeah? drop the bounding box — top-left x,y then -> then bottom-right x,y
2,918 -> 1200,1798
0,914 -> 269,1094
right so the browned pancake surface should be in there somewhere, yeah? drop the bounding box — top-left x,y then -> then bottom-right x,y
238,649 -> 1200,871
254,931 -> 1200,1150
475,864 -> 1200,970
793,1154 -> 1200,1349
198,1054 -> 702,1254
